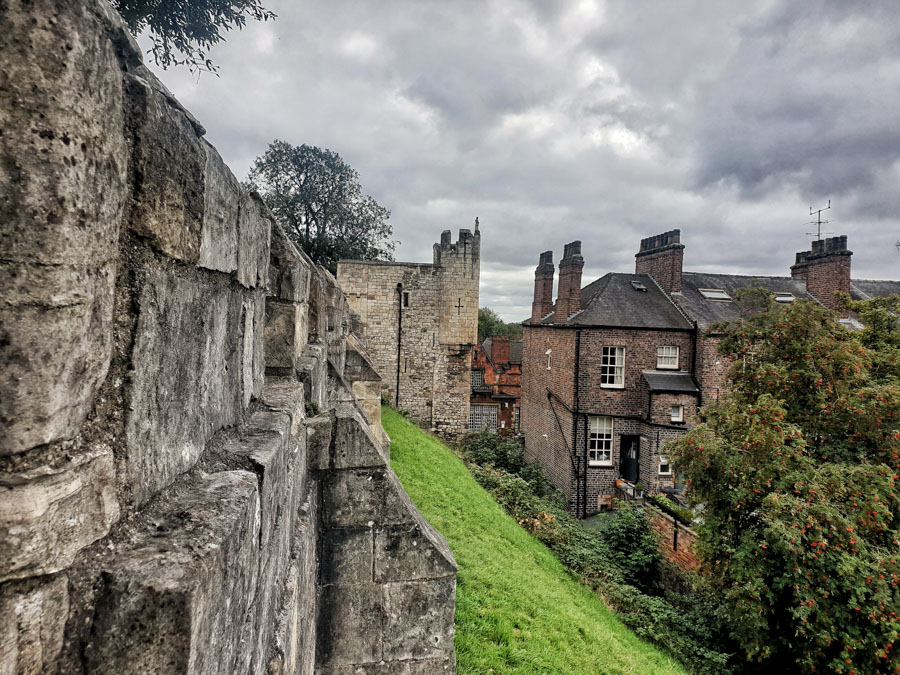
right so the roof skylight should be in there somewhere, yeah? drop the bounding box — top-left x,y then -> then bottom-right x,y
774,293 -> 795,303
631,280 -> 648,292
698,288 -> 732,302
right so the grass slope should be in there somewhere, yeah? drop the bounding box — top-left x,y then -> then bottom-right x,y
383,407 -> 685,675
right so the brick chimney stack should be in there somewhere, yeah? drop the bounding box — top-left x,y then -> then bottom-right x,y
554,241 -> 584,322
531,251 -> 555,323
793,235 -> 852,312
491,336 -> 510,365
635,229 -> 684,293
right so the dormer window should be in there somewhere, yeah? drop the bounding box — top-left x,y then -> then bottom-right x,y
774,293 -> 795,304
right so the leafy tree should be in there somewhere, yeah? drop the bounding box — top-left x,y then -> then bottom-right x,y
478,307 -> 524,344
249,141 -> 395,274
671,290 -> 900,673
113,0 -> 276,73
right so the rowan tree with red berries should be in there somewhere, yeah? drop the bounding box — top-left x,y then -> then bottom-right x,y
671,289 -> 900,673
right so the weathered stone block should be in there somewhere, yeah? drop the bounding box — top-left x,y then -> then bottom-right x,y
265,300 -> 307,370
332,404 -> 388,470
299,343 -> 328,411
237,190 -> 272,289
125,73 -> 205,262
0,0 -> 128,454
374,521 -> 457,584
83,471 -> 260,675
198,140 -> 240,274
305,414 -> 333,471
268,488 -> 318,675
221,409 -> 304,675
320,528 -> 373,585
269,224 -> 312,302
126,270 -> 244,504
0,446 -> 119,582
383,579 -> 456,662
322,469 -> 416,529
262,377 -> 306,435
316,583 -> 382,666
0,575 -> 68,674
243,300 -> 257,409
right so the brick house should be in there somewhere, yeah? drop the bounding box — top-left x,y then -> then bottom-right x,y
469,336 -> 522,432
522,231 -> 900,517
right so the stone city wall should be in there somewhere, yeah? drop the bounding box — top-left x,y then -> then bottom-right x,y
0,1 -> 456,672
337,229 -> 479,436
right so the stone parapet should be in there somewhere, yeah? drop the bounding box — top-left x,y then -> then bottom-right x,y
0,1 -> 456,671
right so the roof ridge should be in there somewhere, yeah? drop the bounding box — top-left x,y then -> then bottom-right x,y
645,273 -> 694,328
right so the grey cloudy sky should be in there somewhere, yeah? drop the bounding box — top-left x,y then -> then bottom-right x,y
143,0 -> 900,322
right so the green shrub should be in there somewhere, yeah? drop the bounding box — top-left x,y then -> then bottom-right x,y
595,502 -> 662,594
460,432 -> 736,673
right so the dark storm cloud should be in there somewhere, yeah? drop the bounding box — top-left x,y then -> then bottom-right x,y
141,0 -> 900,322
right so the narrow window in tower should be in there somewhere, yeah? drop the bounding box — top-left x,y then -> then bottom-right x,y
403,292 -> 410,307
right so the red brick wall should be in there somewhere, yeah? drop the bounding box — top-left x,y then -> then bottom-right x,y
806,254 -> 851,312
522,326 -> 577,505
647,505 -> 699,571
695,334 -> 730,403
471,340 -> 521,430
576,329 -> 694,416
634,247 -> 684,292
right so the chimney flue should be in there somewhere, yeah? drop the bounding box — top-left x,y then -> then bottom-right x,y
635,229 -> 684,293
531,250 -> 555,323
555,240 -> 584,322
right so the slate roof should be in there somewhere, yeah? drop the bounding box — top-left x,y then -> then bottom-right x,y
509,340 -> 523,364
676,272 -> 813,331
850,279 -> 900,301
523,270 -> 899,333
642,371 -> 700,393
533,273 -> 693,330
481,338 -> 523,365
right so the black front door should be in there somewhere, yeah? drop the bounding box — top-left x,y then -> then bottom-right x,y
620,435 -> 640,483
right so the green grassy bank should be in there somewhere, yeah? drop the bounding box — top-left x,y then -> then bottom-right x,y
383,407 -> 685,675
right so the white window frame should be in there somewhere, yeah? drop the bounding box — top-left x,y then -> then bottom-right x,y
670,405 -> 684,423
469,404 -> 499,432
471,370 -> 484,387
546,348 -> 552,370
657,345 -> 679,370
659,455 -> 672,475
588,416 -> 613,466
600,346 -> 625,388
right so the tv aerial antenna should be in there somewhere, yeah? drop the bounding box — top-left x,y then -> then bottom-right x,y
806,200 -> 833,240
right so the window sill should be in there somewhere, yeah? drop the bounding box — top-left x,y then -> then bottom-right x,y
588,462 -> 614,468
656,365 -> 679,370
599,384 -> 624,389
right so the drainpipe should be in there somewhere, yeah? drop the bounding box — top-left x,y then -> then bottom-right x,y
395,283 -> 403,407
573,329 -> 585,519
690,321 -> 700,407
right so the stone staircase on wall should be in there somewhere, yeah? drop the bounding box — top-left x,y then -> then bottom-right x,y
0,1 -> 456,672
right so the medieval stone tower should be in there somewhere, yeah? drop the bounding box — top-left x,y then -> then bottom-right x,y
337,227 -> 480,435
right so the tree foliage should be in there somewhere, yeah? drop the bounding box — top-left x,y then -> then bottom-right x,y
249,141 -> 395,274
478,307 -> 523,344
113,0 -> 275,73
671,289 -> 900,673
